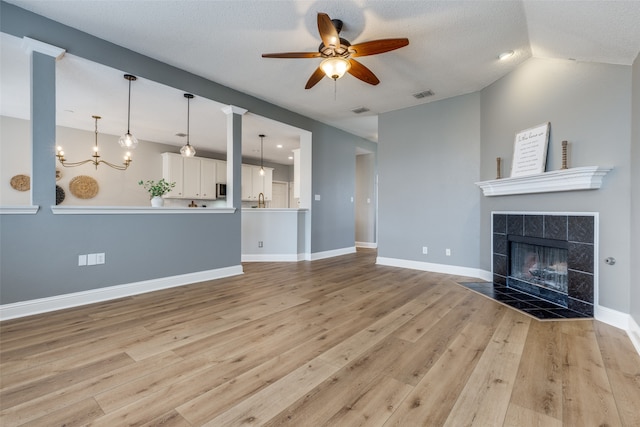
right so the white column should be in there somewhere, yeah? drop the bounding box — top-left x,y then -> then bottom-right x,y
221,105 -> 247,209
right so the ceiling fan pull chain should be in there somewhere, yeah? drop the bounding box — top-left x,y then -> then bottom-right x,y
334,79 -> 337,101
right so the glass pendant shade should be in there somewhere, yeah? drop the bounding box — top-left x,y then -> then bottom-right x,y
118,132 -> 139,149
259,167 -> 265,176
320,57 -> 351,80
180,143 -> 196,157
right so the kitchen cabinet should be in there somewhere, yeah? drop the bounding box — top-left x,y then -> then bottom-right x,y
199,159 -> 217,199
241,164 -> 273,201
162,153 -> 217,199
162,152 -> 185,198
216,160 -> 227,184
182,157 -> 201,198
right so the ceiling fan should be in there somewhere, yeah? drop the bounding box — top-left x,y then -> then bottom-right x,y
262,12 -> 409,89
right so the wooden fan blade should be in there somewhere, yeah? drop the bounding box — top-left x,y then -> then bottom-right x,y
349,38 -> 409,57
347,59 -> 380,85
305,67 -> 326,89
262,52 -> 322,59
317,13 -> 340,50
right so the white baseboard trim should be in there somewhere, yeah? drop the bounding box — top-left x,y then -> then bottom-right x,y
0,265 -> 244,321
310,246 -> 356,261
356,241 -> 378,249
242,253 -> 306,262
594,304 -> 629,330
595,305 -> 640,356
376,257 -> 493,282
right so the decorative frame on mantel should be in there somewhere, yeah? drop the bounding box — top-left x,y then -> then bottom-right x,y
510,122 -> 550,177
475,166 -> 612,197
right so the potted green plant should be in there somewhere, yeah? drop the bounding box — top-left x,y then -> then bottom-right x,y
138,179 -> 176,207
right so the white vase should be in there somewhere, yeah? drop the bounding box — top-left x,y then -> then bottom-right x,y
151,196 -> 164,207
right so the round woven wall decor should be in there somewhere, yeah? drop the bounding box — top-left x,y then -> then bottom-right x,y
10,174 -> 30,191
69,175 -> 99,199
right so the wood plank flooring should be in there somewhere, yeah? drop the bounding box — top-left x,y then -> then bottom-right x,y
1,249 -> 639,426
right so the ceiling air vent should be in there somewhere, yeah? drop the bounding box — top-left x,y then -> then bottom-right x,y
351,106 -> 370,114
412,90 -> 434,99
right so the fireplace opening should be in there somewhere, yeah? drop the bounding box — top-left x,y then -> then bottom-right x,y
507,235 -> 569,306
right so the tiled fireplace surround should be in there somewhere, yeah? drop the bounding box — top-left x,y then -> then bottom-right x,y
492,212 -> 596,317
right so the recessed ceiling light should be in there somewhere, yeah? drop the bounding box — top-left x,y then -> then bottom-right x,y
277,144 -> 283,148
498,50 -> 514,61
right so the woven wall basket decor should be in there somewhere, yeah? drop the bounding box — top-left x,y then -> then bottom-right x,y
10,174 -> 30,191
69,175 -> 99,199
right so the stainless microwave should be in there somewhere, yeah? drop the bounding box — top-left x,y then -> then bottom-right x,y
216,183 -> 227,198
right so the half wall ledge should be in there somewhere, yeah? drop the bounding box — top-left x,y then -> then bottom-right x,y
475,166 -> 612,197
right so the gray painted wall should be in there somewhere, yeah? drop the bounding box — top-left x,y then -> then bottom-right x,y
309,124 -> 357,253
480,58 -> 632,313
377,57 -> 634,315
378,93 -> 481,266
631,53 -> 640,325
0,2 -> 367,304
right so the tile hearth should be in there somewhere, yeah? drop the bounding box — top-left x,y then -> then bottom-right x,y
459,281 -> 591,320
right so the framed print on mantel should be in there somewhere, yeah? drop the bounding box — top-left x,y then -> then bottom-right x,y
510,122 -> 550,178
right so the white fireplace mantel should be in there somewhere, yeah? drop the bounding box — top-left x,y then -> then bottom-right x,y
475,166 -> 612,197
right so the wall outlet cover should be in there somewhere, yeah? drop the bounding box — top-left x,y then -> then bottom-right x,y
87,253 -> 97,265
78,254 -> 87,266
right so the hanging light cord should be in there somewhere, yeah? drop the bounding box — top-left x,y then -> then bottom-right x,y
186,95 -> 190,145
126,78 -> 132,134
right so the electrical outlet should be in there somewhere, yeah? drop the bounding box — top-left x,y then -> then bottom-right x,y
78,254 -> 87,266
446,248 -> 451,256
422,246 -> 428,255
87,253 -> 97,265
96,253 -> 105,265
258,241 -> 263,248
315,194 -> 321,201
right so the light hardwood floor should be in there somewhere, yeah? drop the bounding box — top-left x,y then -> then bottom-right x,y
1,249 -> 639,426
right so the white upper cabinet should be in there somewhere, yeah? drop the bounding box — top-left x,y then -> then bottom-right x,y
162,153 -> 217,200
162,152 -> 185,198
241,164 -> 273,201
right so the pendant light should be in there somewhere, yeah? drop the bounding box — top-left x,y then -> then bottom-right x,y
118,74 -> 139,150
56,115 -> 132,170
180,93 -> 196,157
259,134 -> 265,176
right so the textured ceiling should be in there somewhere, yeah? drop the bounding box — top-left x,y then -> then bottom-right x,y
2,1 -> 640,162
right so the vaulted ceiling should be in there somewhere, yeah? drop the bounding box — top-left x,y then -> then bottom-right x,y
2,1 -> 640,162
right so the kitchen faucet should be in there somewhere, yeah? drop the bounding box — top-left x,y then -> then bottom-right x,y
258,192 -> 265,208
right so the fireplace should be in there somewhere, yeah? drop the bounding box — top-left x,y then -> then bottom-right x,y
492,213 -> 596,317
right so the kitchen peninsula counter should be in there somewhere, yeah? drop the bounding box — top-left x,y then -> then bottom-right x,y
241,208 -> 309,261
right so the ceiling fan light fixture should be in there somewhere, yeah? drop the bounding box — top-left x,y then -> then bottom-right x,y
320,57 -> 351,80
